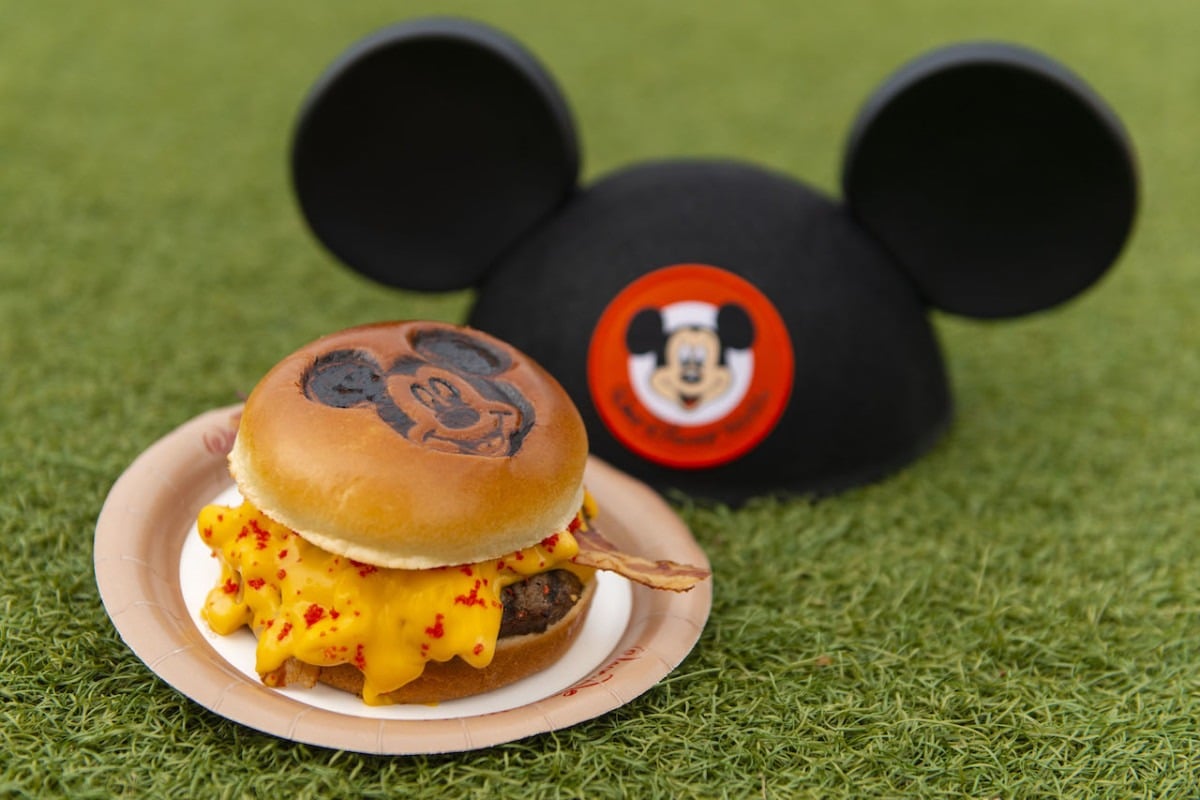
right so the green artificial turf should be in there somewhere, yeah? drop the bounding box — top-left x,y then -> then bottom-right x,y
3,0 -> 1200,797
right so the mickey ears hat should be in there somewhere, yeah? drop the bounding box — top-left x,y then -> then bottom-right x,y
290,19 -> 1138,502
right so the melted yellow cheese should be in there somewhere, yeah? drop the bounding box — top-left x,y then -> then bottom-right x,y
197,501 -> 592,705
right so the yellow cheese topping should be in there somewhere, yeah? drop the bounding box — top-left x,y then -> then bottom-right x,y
197,500 -> 593,705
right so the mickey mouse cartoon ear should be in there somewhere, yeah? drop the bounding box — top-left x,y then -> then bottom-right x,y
291,18 -> 579,291
843,43 -> 1138,318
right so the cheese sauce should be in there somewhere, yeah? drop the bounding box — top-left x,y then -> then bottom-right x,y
197,501 -> 593,705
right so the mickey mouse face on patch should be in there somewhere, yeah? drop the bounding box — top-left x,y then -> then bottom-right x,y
588,264 -> 794,470
629,300 -> 755,422
302,327 -> 534,457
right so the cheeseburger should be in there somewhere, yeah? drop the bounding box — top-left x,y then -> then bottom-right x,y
196,321 -> 708,705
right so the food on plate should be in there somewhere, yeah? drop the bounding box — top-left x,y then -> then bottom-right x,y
196,321 -> 709,704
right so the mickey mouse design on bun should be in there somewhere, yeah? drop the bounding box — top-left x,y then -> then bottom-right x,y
302,330 -> 534,458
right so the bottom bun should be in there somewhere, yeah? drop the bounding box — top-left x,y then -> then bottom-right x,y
304,577 -> 597,705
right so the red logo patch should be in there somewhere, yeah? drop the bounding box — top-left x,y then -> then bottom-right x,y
587,264 -> 794,469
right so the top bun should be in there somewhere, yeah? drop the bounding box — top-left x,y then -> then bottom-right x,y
228,321 -> 588,569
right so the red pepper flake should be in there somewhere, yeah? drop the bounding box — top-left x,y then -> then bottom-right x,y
278,549 -> 288,560
216,514 -> 224,522
236,526 -> 249,541
425,614 -> 445,639
421,643 -> 430,654
568,515 -> 582,532
495,559 -> 506,571
455,580 -> 488,608
247,577 -> 265,590
541,533 -> 560,551
221,579 -> 238,595
350,559 -> 377,578
277,568 -> 287,581
513,551 -> 525,561
459,565 -> 473,577
329,609 -> 340,620
249,518 -> 271,550
202,527 -> 213,540
304,604 -> 326,628
354,644 -> 367,670
473,643 -> 484,656
276,621 -> 293,641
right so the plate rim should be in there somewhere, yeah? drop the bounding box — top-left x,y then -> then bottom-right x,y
94,404 -> 712,754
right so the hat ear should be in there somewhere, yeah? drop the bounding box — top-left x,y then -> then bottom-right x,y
842,43 -> 1137,318
291,18 -> 580,291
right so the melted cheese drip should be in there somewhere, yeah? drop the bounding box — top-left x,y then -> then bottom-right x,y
197,501 -> 592,705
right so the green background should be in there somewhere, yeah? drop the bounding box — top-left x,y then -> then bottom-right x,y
3,1 -> 1198,797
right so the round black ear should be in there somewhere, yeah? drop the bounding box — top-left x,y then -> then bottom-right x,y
292,18 -> 579,291
626,308 -> 667,358
716,304 -> 755,350
408,327 -> 512,376
303,349 -> 385,408
842,43 -> 1137,318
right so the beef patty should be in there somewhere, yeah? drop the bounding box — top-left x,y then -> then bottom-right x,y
499,570 -> 585,637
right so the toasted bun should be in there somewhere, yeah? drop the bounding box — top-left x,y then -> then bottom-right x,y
314,576 -> 596,704
229,321 -> 588,568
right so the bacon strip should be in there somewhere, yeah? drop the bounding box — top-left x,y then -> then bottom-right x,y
572,525 -> 710,592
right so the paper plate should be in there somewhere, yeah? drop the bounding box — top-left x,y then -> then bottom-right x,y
94,405 -> 712,754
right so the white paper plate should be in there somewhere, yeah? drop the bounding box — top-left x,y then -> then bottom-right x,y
95,405 -> 712,754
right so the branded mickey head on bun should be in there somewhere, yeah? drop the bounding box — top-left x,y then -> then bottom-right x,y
290,19 -> 1138,502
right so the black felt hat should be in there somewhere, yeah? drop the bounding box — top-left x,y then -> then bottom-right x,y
290,18 -> 1137,503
